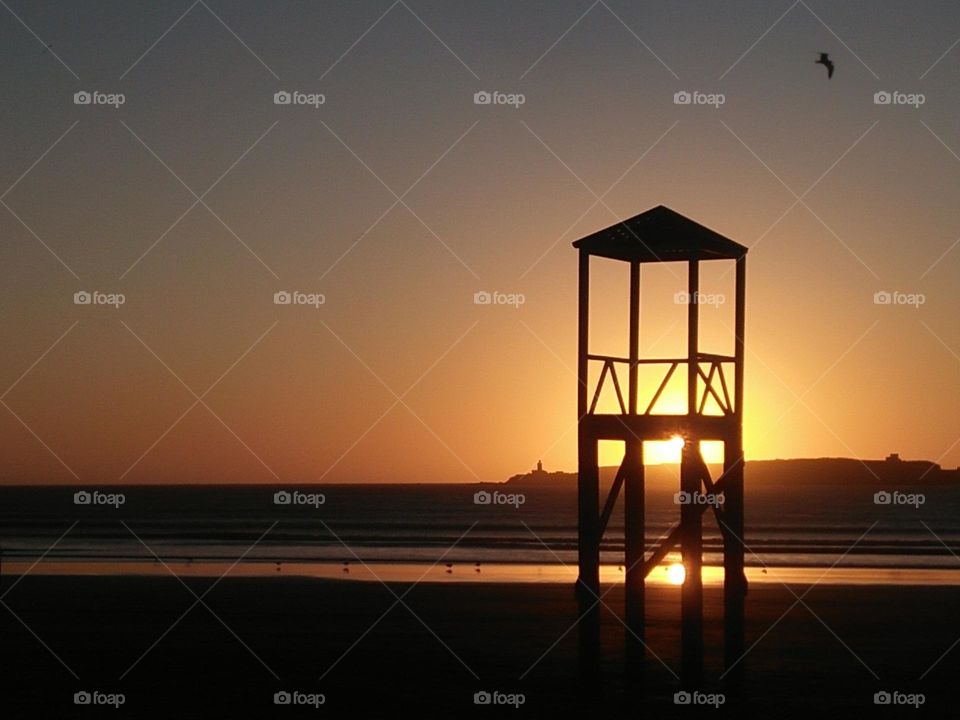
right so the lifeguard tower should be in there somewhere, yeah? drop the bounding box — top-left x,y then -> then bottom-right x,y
572,205 -> 747,687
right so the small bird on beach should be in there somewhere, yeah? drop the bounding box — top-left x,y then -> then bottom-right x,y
815,52 -> 834,79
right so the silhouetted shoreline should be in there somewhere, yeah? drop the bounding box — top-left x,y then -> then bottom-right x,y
504,455 -> 960,489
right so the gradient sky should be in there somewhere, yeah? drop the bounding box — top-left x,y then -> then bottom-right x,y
1,0 -> 958,484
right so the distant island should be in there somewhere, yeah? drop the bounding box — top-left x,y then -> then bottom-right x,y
504,454 -> 960,490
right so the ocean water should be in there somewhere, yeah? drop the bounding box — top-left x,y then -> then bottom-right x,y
2,480 -> 959,583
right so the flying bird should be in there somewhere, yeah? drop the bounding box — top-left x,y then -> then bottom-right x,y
815,52 -> 834,79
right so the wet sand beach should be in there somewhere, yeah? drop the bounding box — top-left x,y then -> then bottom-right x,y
2,575 -> 955,717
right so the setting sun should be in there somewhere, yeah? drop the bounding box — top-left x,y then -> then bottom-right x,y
667,562 -> 687,586
599,436 -> 726,467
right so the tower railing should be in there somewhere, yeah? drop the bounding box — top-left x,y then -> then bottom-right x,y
585,353 -> 737,416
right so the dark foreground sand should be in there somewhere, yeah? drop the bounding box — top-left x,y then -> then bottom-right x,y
1,575 -> 956,718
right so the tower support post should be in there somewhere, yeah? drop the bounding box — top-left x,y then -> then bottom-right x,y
680,444 -> 704,688
722,437 -> 746,685
576,435 -> 600,685
624,441 -> 645,667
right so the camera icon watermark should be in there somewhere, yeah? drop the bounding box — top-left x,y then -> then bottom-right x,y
473,290 -> 525,308
674,290 -> 725,307
473,90 -> 525,108
74,90 -> 125,108
74,690 -> 125,708
273,490 -> 325,508
473,690 -> 525,707
273,690 -> 325,707
473,490 -> 525,509
873,490 -> 924,508
674,490 -> 725,507
274,90 -> 325,108
74,489 -> 126,508
873,690 -> 924,707
74,290 -> 125,308
873,290 -> 925,308
274,290 -> 325,308
873,90 -> 925,108
673,90 -> 725,108
673,690 -> 725,707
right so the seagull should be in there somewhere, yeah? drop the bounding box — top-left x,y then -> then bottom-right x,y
815,52 -> 834,79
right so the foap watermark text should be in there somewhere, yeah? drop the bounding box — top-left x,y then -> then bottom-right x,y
874,490 -> 924,508
674,90 -> 725,108
874,690 -> 924,707
674,690 -> 725,707
674,490 -> 725,507
74,490 -> 125,508
275,291 -> 325,308
74,90 -> 125,108
874,91 -> 925,108
274,91 -> 325,108
74,691 -> 125,708
474,690 -> 525,708
874,290 -> 924,308
274,690 -> 325,708
674,290 -> 725,307
474,490 -> 525,509
474,91 -> 525,108
75,290 -> 125,308
274,490 -> 325,508
474,290 -> 525,308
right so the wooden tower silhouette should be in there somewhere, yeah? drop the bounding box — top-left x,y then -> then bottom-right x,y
572,205 -> 748,688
